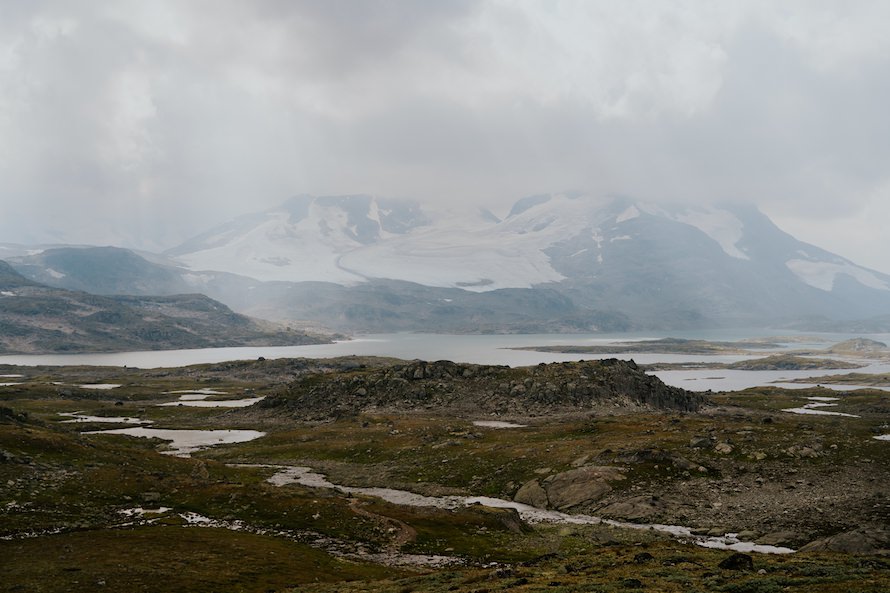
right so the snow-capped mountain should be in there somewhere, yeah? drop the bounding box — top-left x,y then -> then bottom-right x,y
11,193 -> 890,332
169,193 -> 889,295
166,195 -> 429,284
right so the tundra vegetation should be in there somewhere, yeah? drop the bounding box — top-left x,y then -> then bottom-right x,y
1,357 -> 888,592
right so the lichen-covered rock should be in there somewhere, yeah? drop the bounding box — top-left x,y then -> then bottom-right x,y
267,358 -> 705,421
514,479 -> 549,508
542,466 -> 625,510
800,529 -> 890,555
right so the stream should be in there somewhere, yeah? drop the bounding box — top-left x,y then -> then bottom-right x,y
256,465 -> 796,555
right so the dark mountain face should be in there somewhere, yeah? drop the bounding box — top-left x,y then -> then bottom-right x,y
11,246 -> 191,295
0,260 -> 38,289
0,260 -> 326,354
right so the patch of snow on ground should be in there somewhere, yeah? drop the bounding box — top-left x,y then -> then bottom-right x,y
159,396 -> 265,408
77,384 -> 121,390
45,268 -> 65,279
119,507 -> 172,517
874,434 -> 890,441
0,382 -> 21,387
0,291 -> 14,297
0,374 -> 23,378
786,259 -> 889,291
472,420 -> 528,429
782,397 -> 859,418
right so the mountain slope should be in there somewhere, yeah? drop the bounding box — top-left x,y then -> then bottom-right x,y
0,261 -> 327,354
166,194 -> 429,284
163,193 -> 890,329
14,194 -> 890,333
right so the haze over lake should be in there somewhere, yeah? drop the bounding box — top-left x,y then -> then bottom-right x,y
4,330 -> 890,393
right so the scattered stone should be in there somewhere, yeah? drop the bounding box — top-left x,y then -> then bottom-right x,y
718,553 -> 753,571
714,442 -> 733,454
633,552 -> 654,564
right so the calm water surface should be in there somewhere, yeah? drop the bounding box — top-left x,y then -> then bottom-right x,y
2,330 -> 889,392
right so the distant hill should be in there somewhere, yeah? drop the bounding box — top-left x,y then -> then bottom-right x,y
0,261 -> 328,354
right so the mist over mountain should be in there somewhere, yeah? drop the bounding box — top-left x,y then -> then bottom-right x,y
0,261 -> 325,354
8,193 -> 890,334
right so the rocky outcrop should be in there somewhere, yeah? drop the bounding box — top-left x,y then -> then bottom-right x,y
260,358 -> 705,420
514,466 -> 625,511
800,528 -> 890,555
598,495 -> 670,521
514,479 -> 549,508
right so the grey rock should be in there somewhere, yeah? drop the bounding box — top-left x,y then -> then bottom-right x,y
542,466 -> 625,510
598,495 -> 666,521
718,552 -> 754,571
514,479 -> 549,508
755,531 -> 801,547
800,529 -> 890,555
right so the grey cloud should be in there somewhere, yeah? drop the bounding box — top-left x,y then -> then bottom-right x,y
0,1 -> 889,272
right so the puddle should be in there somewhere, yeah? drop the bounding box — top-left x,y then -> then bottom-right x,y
83,427 -> 266,457
158,397 -> 265,408
260,466 -> 794,555
782,397 -> 860,418
163,388 -> 228,395
472,420 -> 528,429
59,412 -> 152,425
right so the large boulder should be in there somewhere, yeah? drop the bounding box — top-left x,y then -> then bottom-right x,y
513,466 -> 626,510
542,466 -> 625,510
800,529 -> 890,555
514,479 -> 549,508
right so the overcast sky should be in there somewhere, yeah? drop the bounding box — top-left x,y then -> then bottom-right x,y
1,1 -> 889,272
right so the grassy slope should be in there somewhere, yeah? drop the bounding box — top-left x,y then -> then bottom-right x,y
1,360 -> 889,592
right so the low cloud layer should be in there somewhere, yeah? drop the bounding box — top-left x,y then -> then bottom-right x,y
1,1 -> 889,271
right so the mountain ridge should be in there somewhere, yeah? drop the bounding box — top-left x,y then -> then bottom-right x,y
0,260 -> 328,354
8,193 -> 890,333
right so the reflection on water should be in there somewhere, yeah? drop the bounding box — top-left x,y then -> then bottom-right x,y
2,331 -> 890,393
83,427 -> 266,457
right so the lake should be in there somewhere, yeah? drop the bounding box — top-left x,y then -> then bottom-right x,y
2,330 -> 889,392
